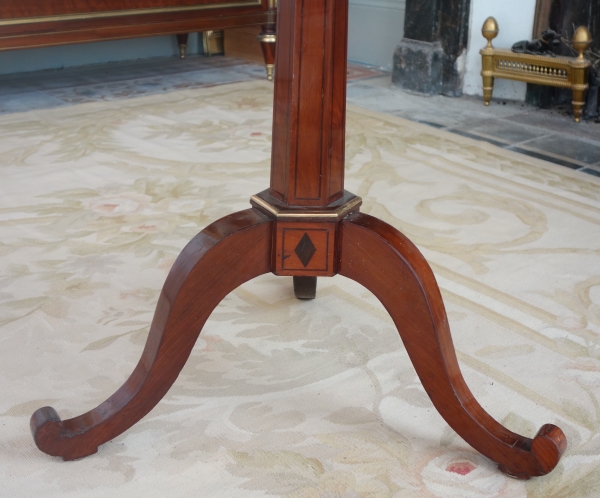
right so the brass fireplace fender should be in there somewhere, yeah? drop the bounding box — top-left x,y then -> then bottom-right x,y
480,17 -> 592,122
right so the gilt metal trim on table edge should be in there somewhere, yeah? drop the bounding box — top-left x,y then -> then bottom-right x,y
0,1 -> 262,26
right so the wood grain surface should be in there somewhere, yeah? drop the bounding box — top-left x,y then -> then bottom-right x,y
0,0 -> 270,52
269,0 -> 348,206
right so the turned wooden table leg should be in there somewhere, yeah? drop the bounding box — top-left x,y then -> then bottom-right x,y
176,33 -> 188,59
257,0 -> 277,80
31,209 -> 273,460
338,212 -> 566,479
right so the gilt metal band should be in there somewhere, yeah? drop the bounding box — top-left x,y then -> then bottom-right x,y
250,195 -> 362,220
257,34 -> 277,43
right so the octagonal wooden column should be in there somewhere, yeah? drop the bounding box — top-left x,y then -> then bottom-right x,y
268,0 -> 348,206
251,0 -> 358,295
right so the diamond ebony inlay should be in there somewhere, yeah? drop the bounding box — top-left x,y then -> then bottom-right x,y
294,233 -> 317,267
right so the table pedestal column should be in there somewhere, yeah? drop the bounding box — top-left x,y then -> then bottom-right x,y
30,0 -> 566,481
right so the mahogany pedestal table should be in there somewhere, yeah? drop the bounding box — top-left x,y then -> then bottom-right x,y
30,0 -> 566,481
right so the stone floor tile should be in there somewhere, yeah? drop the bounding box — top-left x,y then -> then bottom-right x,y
0,91 -> 68,114
581,168 -> 600,178
448,129 -> 508,148
462,119 -> 550,145
46,68 -> 258,104
516,134 -> 600,165
391,108 -> 473,129
503,110 -> 600,142
505,146 -> 586,170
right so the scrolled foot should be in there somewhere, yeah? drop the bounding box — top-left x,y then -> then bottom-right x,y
531,424 -> 567,474
498,424 -> 566,479
30,406 -> 98,460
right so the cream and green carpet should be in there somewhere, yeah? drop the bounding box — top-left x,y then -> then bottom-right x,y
1,80 -> 599,497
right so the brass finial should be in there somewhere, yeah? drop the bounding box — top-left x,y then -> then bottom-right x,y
572,26 -> 592,60
482,17 -> 499,49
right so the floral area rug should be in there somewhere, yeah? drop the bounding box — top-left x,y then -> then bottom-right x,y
1,80 -> 599,497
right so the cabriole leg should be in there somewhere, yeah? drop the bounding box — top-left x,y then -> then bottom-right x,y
338,212 -> 566,480
30,209 -> 273,460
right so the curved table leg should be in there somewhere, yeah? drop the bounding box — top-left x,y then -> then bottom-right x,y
338,212 -> 566,479
31,208 -> 273,460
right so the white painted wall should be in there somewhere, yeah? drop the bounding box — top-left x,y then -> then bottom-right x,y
348,0 -> 405,71
463,0 -> 536,100
0,34 -> 200,76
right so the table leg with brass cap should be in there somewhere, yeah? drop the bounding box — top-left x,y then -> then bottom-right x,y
257,0 -> 277,80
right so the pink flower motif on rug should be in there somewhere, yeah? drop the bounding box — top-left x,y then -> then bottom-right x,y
421,453 -> 506,497
446,461 -> 477,476
85,192 -> 151,217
